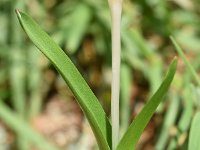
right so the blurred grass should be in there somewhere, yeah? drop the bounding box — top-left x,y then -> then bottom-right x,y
0,0 -> 200,149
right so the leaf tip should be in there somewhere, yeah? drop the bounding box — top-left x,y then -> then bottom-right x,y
173,56 -> 178,61
169,35 -> 174,40
170,36 -> 177,47
171,56 -> 178,68
15,9 -> 21,18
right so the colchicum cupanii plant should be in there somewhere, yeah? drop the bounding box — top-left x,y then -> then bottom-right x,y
14,1 -> 177,149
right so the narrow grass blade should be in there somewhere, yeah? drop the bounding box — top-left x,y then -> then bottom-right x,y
117,58 -> 177,150
9,48 -> 26,118
66,3 -> 91,53
0,101 -> 59,150
15,10 -> 111,150
120,63 -> 132,136
28,46 -> 42,119
178,86 -> 194,132
170,36 -> 200,86
189,112 -> 200,150
155,94 -> 180,150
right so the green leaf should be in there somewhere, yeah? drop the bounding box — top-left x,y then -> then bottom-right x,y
120,63 -> 132,135
117,58 -> 177,150
155,94 -> 180,150
170,36 -> 200,86
0,101 -> 59,150
189,112 -> 200,150
15,10 -> 111,150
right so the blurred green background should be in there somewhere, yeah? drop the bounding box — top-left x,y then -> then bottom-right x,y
0,0 -> 200,150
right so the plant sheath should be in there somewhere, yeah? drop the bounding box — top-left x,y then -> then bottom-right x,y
108,0 -> 123,149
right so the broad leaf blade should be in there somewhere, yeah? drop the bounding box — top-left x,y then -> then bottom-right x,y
16,10 -> 111,150
189,112 -> 200,150
117,58 -> 177,150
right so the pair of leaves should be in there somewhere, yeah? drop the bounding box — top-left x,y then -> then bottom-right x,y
15,10 -> 177,150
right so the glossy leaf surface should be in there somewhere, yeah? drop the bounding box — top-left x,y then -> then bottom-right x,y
16,10 -> 111,150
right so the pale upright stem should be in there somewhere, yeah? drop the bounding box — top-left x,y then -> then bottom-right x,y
108,0 -> 122,149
